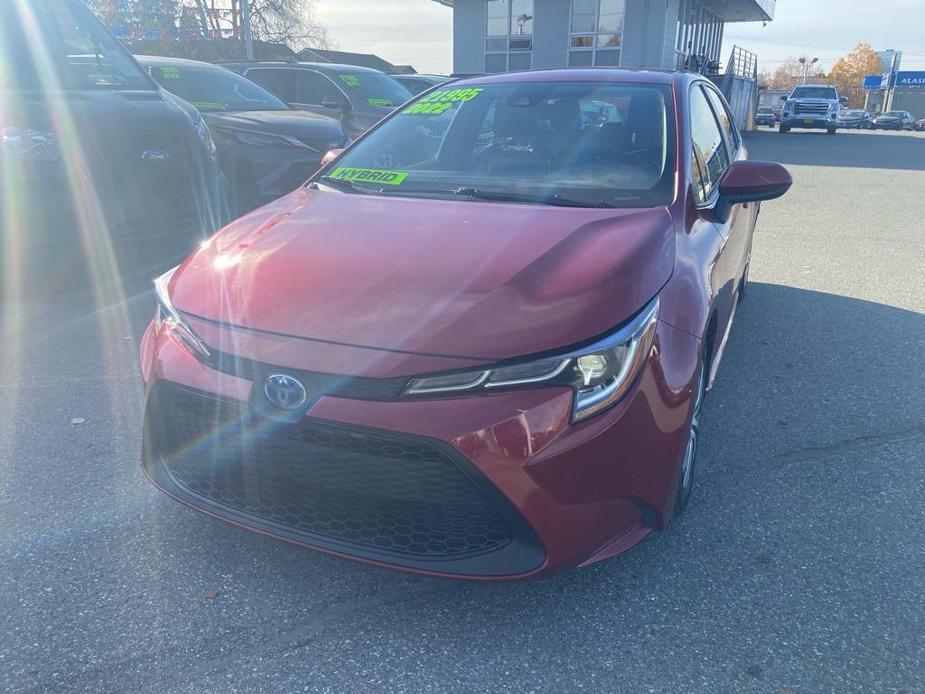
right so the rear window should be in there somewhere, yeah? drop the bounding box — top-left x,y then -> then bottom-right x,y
319,81 -> 676,208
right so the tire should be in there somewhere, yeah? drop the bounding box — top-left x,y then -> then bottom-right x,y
827,127 -> 836,135
675,359 -> 706,517
779,124 -> 789,134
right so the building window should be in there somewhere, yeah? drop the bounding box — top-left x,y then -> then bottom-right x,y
485,0 -> 534,73
569,0 -> 624,67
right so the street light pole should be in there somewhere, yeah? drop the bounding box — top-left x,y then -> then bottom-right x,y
799,57 -> 819,85
241,0 -> 254,61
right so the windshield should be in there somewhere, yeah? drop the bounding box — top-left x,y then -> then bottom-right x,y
790,87 -> 837,100
318,81 -> 676,208
331,71 -> 413,109
883,111 -> 905,117
842,110 -> 865,116
148,64 -> 288,112
0,0 -> 153,91
758,107 -> 773,113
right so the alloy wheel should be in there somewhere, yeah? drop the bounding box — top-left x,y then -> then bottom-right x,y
676,360 -> 706,515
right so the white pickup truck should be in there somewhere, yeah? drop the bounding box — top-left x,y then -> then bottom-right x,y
779,84 -> 840,135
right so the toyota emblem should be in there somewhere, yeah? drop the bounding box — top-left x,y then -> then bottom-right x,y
264,373 -> 308,411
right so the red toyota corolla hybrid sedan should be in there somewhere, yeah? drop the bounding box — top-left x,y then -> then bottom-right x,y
140,69 -> 791,579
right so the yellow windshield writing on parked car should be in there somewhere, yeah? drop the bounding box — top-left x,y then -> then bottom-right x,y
330,167 -> 408,186
368,98 -> 394,107
160,67 -> 181,80
402,88 -> 483,116
340,75 -> 361,87
191,101 -> 227,112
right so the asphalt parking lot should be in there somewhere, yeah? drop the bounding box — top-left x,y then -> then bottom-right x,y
1,129 -> 924,694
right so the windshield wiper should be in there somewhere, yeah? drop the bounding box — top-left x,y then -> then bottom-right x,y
312,176 -> 381,194
452,187 -> 616,208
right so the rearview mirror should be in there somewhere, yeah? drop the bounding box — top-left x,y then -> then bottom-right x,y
320,148 -> 344,168
713,160 -> 792,223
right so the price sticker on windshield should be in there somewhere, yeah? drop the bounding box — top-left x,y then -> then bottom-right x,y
330,167 -> 408,186
340,74 -> 361,87
401,88 -> 483,116
160,67 -> 181,80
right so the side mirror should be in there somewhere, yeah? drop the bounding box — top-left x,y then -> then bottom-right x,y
713,160 -> 792,223
320,148 -> 344,168
321,95 -> 348,111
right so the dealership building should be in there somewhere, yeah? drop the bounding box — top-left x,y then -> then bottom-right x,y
430,0 -> 775,74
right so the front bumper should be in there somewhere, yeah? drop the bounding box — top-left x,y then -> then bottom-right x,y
139,316 -> 701,579
781,114 -> 837,129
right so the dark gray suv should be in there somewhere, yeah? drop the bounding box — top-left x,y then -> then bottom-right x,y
222,62 -> 413,139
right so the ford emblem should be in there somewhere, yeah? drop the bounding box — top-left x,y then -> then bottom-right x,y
141,149 -> 170,161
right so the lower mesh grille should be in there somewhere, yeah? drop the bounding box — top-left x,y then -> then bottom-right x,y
147,384 -> 522,561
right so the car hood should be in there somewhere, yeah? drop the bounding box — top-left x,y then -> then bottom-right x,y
4,88 -> 193,135
203,110 -> 344,139
170,188 -> 675,361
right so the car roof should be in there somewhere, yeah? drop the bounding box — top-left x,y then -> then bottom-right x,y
223,61 -> 387,75
396,74 -> 447,81
136,55 -> 227,71
449,68 -> 684,87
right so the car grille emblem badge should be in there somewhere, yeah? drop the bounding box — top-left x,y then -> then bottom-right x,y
141,149 -> 170,161
264,373 -> 308,411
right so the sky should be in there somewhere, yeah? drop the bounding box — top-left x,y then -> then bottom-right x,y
315,0 -> 925,75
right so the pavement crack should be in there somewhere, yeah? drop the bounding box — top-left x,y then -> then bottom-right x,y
768,422 -> 925,464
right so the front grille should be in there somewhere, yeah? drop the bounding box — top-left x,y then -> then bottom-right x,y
145,384 -> 543,572
90,130 -> 198,196
794,102 -> 829,115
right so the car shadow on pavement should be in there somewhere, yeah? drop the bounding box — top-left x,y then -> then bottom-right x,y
744,129 -> 925,170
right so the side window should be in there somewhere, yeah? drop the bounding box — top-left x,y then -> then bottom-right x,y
703,86 -> 739,153
689,85 -> 729,203
295,71 -> 342,105
245,69 -> 293,101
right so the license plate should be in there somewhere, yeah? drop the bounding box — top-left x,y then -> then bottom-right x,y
803,118 -> 813,124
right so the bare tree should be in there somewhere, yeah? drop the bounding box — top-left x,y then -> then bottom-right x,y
188,0 -> 330,48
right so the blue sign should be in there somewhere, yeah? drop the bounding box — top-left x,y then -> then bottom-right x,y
894,71 -> 925,89
863,74 -> 887,90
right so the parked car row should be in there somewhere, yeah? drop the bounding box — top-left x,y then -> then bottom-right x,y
772,84 -> 922,134
1,0 -> 226,286
2,0 -> 452,290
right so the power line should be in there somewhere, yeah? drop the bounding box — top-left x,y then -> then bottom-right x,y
723,34 -> 925,59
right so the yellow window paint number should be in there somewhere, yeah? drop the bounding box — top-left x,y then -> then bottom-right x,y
402,88 -> 483,116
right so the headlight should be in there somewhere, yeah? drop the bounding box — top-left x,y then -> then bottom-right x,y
225,128 -> 315,151
1,127 -> 60,162
154,266 -> 212,363
405,297 -> 659,422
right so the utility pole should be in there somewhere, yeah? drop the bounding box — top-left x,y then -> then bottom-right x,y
240,0 -> 254,61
